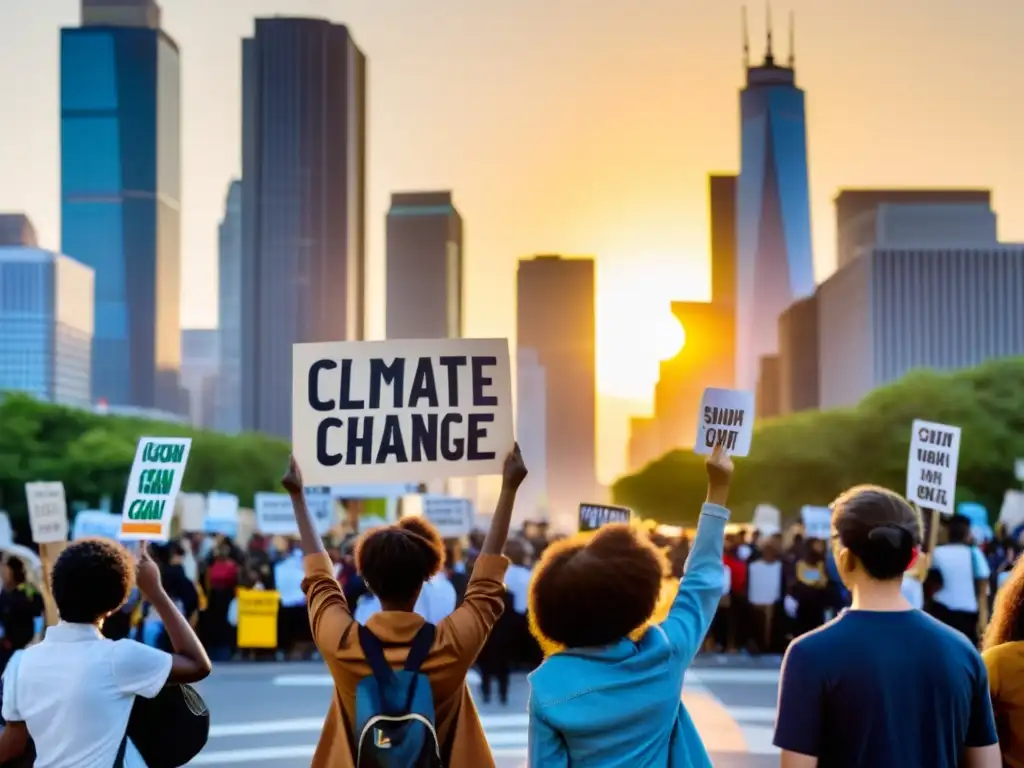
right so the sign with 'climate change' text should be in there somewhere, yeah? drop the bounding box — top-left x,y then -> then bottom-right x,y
906,419 -> 961,515
292,338 -> 513,485
119,437 -> 192,541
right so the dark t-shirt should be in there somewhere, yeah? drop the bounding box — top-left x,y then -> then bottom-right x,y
773,609 -> 997,767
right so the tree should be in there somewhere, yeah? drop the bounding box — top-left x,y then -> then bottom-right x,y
611,358 -> 1024,526
0,394 -> 290,534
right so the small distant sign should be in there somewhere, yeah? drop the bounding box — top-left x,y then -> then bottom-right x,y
578,503 -> 632,532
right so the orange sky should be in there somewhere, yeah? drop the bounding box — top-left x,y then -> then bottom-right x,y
1,0 -> 1023,483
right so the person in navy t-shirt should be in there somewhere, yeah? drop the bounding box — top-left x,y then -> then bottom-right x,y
773,485 -> 1000,768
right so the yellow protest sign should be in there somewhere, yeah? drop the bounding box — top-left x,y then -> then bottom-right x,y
236,589 -> 280,649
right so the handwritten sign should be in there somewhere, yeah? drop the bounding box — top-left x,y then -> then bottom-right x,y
800,506 -> 832,540
25,482 -> 69,544
578,503 -> 632,532
119,437 -> 192,541
291,338 -> 513,485
693,388 -> 755,457
906,419 -> 961,515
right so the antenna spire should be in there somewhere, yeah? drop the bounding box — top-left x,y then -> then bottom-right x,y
787,10 -> 795,67
764,2 -> 774,65
741,6 -> 750,68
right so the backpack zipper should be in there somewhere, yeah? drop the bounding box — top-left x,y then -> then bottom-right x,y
356,713 -> 442,765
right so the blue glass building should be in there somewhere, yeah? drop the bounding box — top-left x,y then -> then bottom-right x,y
60,0 -> 183,413
736,32 -> 815,392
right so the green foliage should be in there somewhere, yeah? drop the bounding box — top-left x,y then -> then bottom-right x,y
612,358 -> 1024,527
0,394 -> 289,532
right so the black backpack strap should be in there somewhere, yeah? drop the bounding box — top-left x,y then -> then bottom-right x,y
358,624 -> 396,685
403,623 -> 436,674
112,731 -> 128,767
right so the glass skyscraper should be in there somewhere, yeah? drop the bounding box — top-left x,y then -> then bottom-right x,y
735,33 -> 815,392
60,0 -> 183,412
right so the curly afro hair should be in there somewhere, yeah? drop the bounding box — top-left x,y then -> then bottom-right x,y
51,537 -> 135,624
356,516 -> 445,605
529,523 -> 667,649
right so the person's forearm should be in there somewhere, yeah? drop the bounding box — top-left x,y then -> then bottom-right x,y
481,485 -> 517,556
706,482 -> 729,508
289,490 -> 326,556
151,591 -> 210,671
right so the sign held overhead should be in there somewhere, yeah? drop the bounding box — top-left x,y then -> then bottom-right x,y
693,388 -> 755,457
906,419 -> 961,515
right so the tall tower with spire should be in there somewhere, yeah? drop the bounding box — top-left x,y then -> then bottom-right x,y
734,5 -> 814,397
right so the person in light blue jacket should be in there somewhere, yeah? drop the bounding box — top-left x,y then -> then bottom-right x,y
526,443 -> 733,767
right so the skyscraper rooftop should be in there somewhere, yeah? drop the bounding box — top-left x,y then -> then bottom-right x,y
82,0 -> 161,29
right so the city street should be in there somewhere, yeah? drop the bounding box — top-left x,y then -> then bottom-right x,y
188,654 -> 781,766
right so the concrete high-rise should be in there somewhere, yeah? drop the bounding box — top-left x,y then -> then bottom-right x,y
241,17 -> 367,437
216,180 -> 242,433
61,0 -> 182,413
515,348 -> 549,528
180,329 -> 218,428
386,192 -> 463,340
517,256 -> 596,521
0,245 -> 94,407
735,16 -> 815,391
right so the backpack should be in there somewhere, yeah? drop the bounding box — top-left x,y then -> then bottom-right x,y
354,623 -> 443,768
127,683 -> 210,767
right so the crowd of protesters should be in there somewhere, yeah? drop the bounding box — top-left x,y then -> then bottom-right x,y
0,439 -> 1021,766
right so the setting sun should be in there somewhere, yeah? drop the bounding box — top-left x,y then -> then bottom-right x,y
653,313 -> 686,361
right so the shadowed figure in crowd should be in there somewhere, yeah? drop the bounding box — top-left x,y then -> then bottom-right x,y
282,446 -> 527,768
773,486 -> 1000,768
982,552 -> 1024,767
526,443 -> 734,767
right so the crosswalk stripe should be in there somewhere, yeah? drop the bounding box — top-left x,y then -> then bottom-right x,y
273,670 -> 483,687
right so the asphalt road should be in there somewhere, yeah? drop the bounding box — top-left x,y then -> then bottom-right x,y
188,654 -> 782,767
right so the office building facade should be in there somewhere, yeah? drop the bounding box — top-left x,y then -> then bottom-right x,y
180,328 -> 218,428
517,256 -> 597,521
515,348 -> 549,527
61,0 -> 181,413
216,180 -> 242,433
0,215 -> 38,248
241,17 -> 367,437
777,294 -> 818,414
735,37 -> 815,391
756,354 -> 781,419
386,191 -> 463,339
818,247 -> 1024,408
0,248 -> 94,407
834,189 -> 992,269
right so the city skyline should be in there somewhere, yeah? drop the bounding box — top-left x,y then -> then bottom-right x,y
4,0 -> 1024,481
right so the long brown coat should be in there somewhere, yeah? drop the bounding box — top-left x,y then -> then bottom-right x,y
301,552 -> 509,768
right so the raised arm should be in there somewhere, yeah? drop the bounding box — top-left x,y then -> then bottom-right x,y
437,446 -> 527,667
283,456 -> 354,652
659,442 -> 732,661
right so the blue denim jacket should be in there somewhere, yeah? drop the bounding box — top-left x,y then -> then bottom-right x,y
527,503 -> 729,767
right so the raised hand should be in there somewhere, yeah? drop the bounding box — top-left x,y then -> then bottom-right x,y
502,443 -> 528,490
135,543 -> 164,601
705,441 -> 734,491
282,455 -> 304,496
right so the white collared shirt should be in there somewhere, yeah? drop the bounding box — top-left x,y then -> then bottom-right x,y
273,552 -> 307,608
2,622 -> 172,768
504,564 -> 531,614
355,573 -> 458,625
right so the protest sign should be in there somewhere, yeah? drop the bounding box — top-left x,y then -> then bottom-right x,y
752,504 -> 781,536
906,419 -> 961,515
255,488 -> 333,535
177,493 -> 206,532
119,437 -> 192,541
205,492 -> 240,536
292,338 -> 513,485
578,503 -> 632,532
1016,459 -> 1024,482
235,589 -> 280,649
693,388 -> 755,457
25,482 -> 69,544
421,495 -> 473,538
73,510 -> 121,540
801,506 -> 832,540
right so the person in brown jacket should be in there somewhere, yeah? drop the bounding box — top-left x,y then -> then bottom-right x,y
281,446 -> 528,768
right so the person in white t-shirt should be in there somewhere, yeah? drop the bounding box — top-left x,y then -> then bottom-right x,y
354,571 -> 458,625
931,514 -> 992,646
0,539 -> 212,767
747,543 -> 784,653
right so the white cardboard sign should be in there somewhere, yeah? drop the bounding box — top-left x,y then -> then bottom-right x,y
752,504 -> 781,536
255,488 -> 334,535
578,503 -> 632,532
291,338 -> 513,485
119,437 -> 192,541
801,506 -> 832,540
25,482 -> 69,543
906,419 -> 961,515
422,495 -> 473,538
73,510 -> 122,540
694,388 -> 755,457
